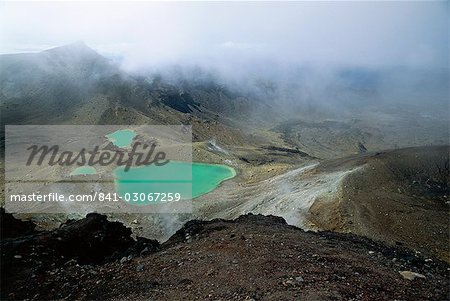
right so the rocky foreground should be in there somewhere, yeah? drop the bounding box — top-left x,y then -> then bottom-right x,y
1,210 -> 449,301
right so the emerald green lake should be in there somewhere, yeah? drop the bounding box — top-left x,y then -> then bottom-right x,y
70,166 -> 97,176
106,129 -> 136,147
114,161 -> 235,203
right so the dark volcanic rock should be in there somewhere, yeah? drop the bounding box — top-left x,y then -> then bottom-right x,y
163,213 -> 286,248
0,208 -> 36,238
1,213 -> 159,265
1,212 -> 159,300
234,212 -> 287,226
112,236 -> 160,261
52,213 -> 136,264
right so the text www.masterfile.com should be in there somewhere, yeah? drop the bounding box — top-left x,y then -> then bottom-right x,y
8,192 -> 182,203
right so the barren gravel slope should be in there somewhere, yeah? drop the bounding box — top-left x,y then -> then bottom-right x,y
3,213 -> 448,301
309,146 -> 450,262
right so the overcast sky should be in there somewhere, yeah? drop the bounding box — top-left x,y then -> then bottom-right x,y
0,1 -> 448,69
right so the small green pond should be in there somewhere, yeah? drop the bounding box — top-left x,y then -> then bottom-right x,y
114,161 -> 235,203
106,129 -> 136,148
70,166 -> 97,176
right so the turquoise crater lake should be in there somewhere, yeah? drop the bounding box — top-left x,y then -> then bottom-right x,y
70,166 -> 97,176
114,161 -> 236,202
106,129 -> 136,148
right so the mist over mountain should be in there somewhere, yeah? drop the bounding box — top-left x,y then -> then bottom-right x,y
1,0 -> 448,131
0,42 -> 117,123
2,42 -> 447,123
0,43 -> 272,129
1,42 -> 448,159
147,61 -> 449,119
